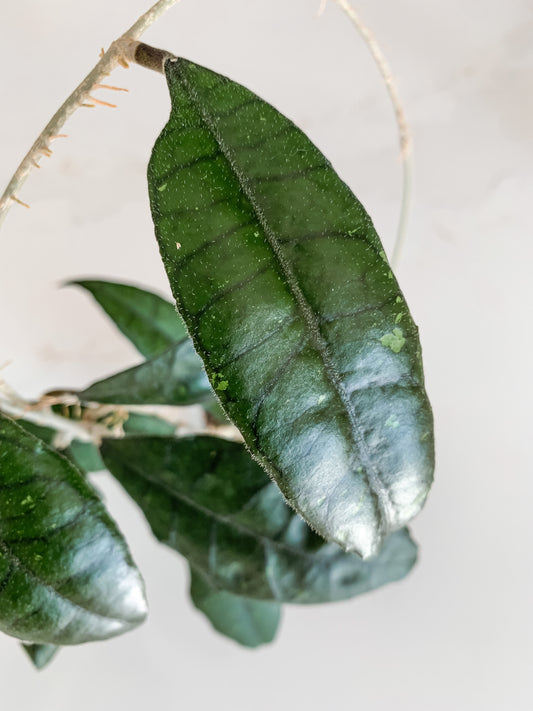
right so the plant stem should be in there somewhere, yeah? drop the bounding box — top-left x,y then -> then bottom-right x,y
132,43 -> 177,73
332,0 -> 412,268
0,0 -> 184,230
0,375 -> 241,449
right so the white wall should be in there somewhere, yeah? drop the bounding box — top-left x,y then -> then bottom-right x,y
0,1 -> 531,709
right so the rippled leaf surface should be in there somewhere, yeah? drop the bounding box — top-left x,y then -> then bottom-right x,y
148,58 -> 434,557
101,435 -> 417,603
71,280 -> 187,358
0,413 -> 147,644
190,567 -> 280,647
79,339 -> 213,407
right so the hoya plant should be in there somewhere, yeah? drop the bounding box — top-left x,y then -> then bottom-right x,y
0,0 -> 434,668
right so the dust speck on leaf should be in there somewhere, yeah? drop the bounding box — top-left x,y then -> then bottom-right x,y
380,327 -> 405,353
385,415 -> 400,429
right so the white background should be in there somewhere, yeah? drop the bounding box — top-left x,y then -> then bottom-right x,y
0,0 -> 531,708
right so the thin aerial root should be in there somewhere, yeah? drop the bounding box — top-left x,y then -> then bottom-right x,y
30,159 -> 41,169
11,196 -> 30,209
333,0 -> 412,267
0,0 -> 185,230
94,83 -> 129,92
50,134 -> 68,141
88,96 -> 117,108
39,147 -> 53,157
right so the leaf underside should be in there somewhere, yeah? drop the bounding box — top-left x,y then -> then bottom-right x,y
189,567 -> 280,648
101,435 -> 418,604
0,413 -> 147,645
22,642 -> 59,670
148,58 -> 434,557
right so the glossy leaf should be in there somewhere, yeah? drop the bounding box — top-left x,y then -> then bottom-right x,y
148,58 -> 434,557
22,642 -> 59,670
0,413 -> 147,645
190,567 -> 280,648
101,435 -> 417,603
70,279 -> 187,358
79,339 -> 214,407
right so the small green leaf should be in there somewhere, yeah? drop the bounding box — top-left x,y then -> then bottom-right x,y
123,411 -> 176,436
63,440 -> 105,473
79,339 -> 214,406
148,58 -> 434,557
101,435 -> 417,604
0,413 -> 147,645
190,568 -> 280,648
70,280 -> 187,358
22,643 -> 60,670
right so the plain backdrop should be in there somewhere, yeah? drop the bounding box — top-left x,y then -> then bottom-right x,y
0,1 -> 531,709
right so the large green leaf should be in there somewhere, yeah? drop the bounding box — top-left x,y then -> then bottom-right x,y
79,339 -> 214,406
190,567 -> 280,648
0,413 -> 147,645
101,435 -> 417,603
147,58 -> 434,558
70,279 -> 187,358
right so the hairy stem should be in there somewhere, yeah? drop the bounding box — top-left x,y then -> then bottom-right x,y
0,0 -> 184,230
332,0 -> 412,268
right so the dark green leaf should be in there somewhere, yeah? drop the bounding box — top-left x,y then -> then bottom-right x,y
0,413 -> 147,645
22,642 -> 59,670
148,58 -> 434,558
190,567 -> 280,647
79,339 -> 214,407
101,435 -> 417,603
70,279 -> 187,358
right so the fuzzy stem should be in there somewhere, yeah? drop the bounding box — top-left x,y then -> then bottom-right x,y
0,0 -> 184,230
